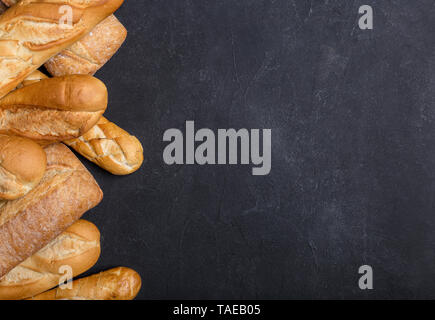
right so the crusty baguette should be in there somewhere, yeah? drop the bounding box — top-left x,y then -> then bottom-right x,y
0,75 -> 108,142
0,143 -> 103,278
18,71 -> 144,175
0,134 -> 46,200
0,0 -> 124,99
0,1 -> 127,76
28,267 -> 141,300
45,15 -> 127,76
65,117 -> 144,175
0,219 -> 100,300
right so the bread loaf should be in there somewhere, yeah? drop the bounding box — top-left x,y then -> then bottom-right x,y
0,143 -> 103,278
0,75 -> 108,142
65,117 -> 144,175
17,72 -> 144,174
0,219 -> 100,300
0,1 -> 127,76
0,134 -> 46,200
0,0 -> 124,99
45,15 -> 127,76
28,267 -> 142,300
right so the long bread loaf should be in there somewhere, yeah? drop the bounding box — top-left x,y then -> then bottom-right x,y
65,117 -> 144,175
0,0 -> 124,98
0,1 -> 127,76
28,267 -> 142,300
20,70 -> 143,175
0,74 -> 108,142
0,143 -> 103,278
0,219 -> 101,300
45,14 -> 127,76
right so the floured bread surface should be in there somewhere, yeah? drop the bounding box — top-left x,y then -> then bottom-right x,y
0,219 -> 100,300
0,143 -> 103,278
65,117 -> 144,175
0,2 -> 127,77
46,14 -> 127,76
0,0 -> 124,98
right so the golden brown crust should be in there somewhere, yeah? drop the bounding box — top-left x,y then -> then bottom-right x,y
65,117 -> 144,175
0,74 -> 108,112
1,2 -> 127,76
45,15 -> 127,76
0,0 -> 124,99
0,219 -> 100,300
28,267 -> 142,300
17,74 -> 142,174
0,75 -> 108,141
0,143 -> 103,278
0,134 -> 47,200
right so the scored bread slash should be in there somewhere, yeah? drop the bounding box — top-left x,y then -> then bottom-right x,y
0,0 -> 143,300
65,117 -> 144,175
0,75 -> 108,142
28,267 -> 142,300
0,1 -> 127,77
0,0 -> 124,99
0,143 -> 103,278
19,72 -> 144,176
0,219 -> 101,300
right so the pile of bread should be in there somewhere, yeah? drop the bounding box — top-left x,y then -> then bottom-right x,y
0,0 -> 143,300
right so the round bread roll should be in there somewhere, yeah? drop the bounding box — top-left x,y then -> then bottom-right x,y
0,134 -> 47,200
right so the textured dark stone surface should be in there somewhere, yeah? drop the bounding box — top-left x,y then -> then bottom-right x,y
82,0 -> 435,299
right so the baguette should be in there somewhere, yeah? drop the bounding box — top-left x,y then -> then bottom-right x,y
0,143 -> 103,278
19,71 -> 144,175
0,0 -> 127,77
0,134 -> 46,200
65,117 -> 144,175
0,1 -> 127,76
28,267 -> 142,300
0,0 -> 124,99
45,15 -> 127,76
0,219 -> 100,300
0,74 -> 108,142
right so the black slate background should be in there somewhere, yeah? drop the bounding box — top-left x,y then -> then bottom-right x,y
79,0 -> 435,299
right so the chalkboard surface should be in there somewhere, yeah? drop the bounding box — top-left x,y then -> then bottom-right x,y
82,0 -> 435,299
